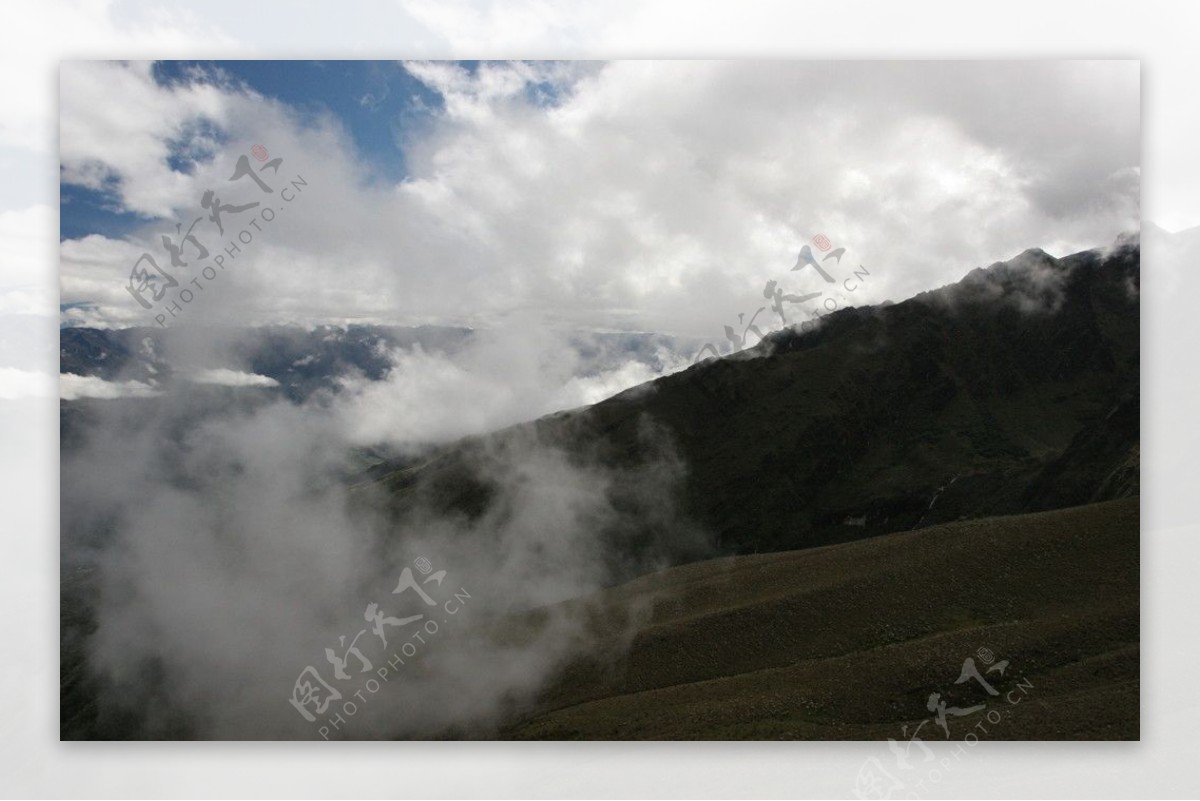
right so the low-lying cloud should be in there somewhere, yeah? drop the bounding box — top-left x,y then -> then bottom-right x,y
61,318 -> 704,739
338,319 -> 690,449
187,367 -> 280,388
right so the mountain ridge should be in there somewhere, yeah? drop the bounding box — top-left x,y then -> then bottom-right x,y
371,239 -> 1139,577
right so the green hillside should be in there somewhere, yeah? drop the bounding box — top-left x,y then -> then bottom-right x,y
501,497 -> 1138,740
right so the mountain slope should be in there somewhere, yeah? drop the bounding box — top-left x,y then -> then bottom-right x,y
500,496 -> 1138,740
373,241 -> 1139,567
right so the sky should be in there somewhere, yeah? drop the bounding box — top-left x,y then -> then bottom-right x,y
57,59 -> 1141,335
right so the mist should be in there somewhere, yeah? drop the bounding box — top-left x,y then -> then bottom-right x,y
60,317 -> 707,739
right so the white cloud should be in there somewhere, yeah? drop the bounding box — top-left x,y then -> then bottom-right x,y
61,316 -> 703,739
337,319 -> 687,448
59,60 -> 1140,339
551,347 -> 688,409
59,60 -> 235,218
59,372 -> 159,400
188,367 -> 279,387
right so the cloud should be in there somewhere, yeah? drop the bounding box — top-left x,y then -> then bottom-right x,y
187,367 -> 279,387
338,317 -> 690,449
59,60 -> 1139,336
59,372 -> 159,400
551,347 -> 687,408
59,61 -> 235,218
63,327 -> 703,738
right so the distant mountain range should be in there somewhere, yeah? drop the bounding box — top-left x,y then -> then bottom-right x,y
59,324 -> 694,403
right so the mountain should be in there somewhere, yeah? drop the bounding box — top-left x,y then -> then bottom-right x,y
59,324 -> 476,401
370,240 -> 1139,569
501,496 -> 1138,740
58,324 -> 699,466
361,239 -> 1140,741
59,324 -> 695,404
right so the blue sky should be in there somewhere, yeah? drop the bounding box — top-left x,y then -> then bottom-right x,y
60,60 -> 450,240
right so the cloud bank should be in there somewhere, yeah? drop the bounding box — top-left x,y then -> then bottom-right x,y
62,328 -> 703,739
59,60 -> 1139,335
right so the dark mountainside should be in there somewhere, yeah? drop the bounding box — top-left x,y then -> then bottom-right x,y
371,241 -> 1139,569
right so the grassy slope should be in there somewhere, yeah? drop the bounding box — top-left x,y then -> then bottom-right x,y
501,497 -> 1139,740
